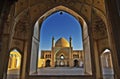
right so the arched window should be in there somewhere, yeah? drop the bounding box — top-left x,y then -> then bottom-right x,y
60,55 -> 64,60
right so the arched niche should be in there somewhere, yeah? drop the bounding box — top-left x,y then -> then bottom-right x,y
30,5 -> 92,75
100,49 -> 114,77
7,48 -> 22,79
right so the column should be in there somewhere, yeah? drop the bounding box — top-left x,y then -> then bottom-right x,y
69,47 -> 72,67
107,53 -> 113,68
105,0 -> 120,78
0,34 -> 11,79
11,55 -> 16,69
51,47 -> 55,67
94,41 -> 103,79
20,41 -> 28,79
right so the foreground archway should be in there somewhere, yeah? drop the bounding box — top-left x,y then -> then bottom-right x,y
30,5 -> 92,76
0,0 -> 120,79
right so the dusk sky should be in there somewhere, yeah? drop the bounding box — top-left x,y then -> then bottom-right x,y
39,11 -> 83,51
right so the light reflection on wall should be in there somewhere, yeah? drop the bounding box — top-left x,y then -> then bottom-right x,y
8,49 -> 21,70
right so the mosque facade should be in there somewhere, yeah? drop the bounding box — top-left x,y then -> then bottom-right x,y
38,37 -> 84,68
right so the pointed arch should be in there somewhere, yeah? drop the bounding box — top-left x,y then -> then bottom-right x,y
7,48 -> 22,79
100,48 -> 114,76
30,5 -> 92,75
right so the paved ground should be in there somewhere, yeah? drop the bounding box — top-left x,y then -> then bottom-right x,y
7,67 -> 114,79
103,68 -> 114,79
36,67 -> 85,75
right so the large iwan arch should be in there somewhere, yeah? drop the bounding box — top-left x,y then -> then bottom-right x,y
30,5 -> 93,76
0,1 -> 120,79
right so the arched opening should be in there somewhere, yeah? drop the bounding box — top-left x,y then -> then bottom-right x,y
45,60 -> 51,67
60,55 -> 64,60
79,61 -> 84,68
30,5 -> 92,76
101,49 -> 114,78
59,61 -> 65,67
74,60 -> 79,67
7,49 -> 21,79
0,2 -> 116,79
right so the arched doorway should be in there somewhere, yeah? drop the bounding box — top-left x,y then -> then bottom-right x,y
45,60 -> 51,67
32,5 -> 92,75
59,61 -> 65,67
7,49 -> 21,79
101,49 -> 114,78
74,60 -> 79,67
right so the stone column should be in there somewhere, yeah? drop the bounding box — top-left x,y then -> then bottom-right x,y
20,41 -> 28,79
0,34 -> 11,79
11,55 -> 16,69
69,47 -> 72,67
83,36 -> 93,75
0,1 -> 16,78
105,0 -> 120,78
94,41 -> 103,79
51,47 -> 55,67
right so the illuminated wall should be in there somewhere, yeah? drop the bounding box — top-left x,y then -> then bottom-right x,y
8,50 -> 21,70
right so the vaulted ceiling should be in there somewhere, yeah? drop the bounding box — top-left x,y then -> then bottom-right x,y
14,0 -> 107,38
15,0 -> 106,22
8,0 -> 109,52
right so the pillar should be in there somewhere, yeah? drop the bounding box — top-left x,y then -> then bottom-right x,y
83,36 -> 93,75
51,47 -> 55,67
0,34 -> 11,79
105,0 -> 120,78
11,55 -> 16,69
107,53 -> 113,68
69,47 -> 72,67
20,41 -> 28,79
94,41 -> 103,79
0,0 -> 16,78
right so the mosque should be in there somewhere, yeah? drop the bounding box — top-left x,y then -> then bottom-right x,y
38,37 -> 84,68
0,0 -> 120,79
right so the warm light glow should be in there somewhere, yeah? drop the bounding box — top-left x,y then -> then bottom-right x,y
38,59 -> 45,68
55,38 -> 70,47
103,49 -> 110,53
60,55 -> 64,59
8,49 -> 21,70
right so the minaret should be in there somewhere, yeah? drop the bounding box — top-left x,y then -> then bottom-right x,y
52,36 -> 54,47
69,36 -> 72,47
51,36 -> 55,67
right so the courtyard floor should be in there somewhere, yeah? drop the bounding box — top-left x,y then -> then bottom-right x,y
7,67 -> 114,79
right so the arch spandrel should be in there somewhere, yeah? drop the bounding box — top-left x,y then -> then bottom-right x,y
93,0 -> 106,14
35,5 -> 91,25
14,0 -> 106,22
55,49 -> 69,58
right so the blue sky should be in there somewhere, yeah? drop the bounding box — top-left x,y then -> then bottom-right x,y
39,11 -> 83,51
